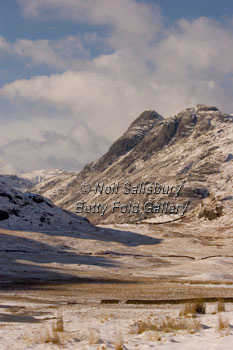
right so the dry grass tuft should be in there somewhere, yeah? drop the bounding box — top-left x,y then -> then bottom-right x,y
114,331 -> 124,350
53,312 -> 64,333
130,315 -> 200,335
28,313 -> 66,347
88,328 -> 100,345
36,326 -> 62,346
161,315 -> 200,334
217,314 -> 229,336
180,300 -> 206,318
217,299 -> 225,313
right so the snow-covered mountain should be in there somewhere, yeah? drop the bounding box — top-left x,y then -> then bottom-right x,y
0,180 -> 93,232
20,169 -> 78,186
0,169 -> 78,193
27,104 -> 233,224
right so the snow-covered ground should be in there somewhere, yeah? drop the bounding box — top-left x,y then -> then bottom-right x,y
1,297 -> 233,350
0,219 -> 233,349
0,180 -> 93,232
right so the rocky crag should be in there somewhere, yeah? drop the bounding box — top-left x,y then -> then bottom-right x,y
32,104 -> 233,224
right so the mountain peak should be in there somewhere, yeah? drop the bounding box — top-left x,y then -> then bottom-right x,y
85,110 -> 163,173
129,110 -> 163,129
31,104 -> 233,225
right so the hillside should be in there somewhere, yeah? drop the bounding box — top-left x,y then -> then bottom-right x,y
33,104 -> 233,224
0,180 -> 93,232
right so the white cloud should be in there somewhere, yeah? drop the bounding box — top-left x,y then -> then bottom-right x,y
1,2 -> 233,173
0,36 -> 89,69
18,0 -> 162,49
2,17 -> 233,129
153,17 -> 233,76
0,115 -> 104,173
0,63 -> 158,143
0,37 -> 10,52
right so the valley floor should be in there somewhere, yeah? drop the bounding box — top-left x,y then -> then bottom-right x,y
0,220 -> 233,349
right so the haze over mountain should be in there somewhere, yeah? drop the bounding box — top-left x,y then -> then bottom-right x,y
10,104 -> 233,225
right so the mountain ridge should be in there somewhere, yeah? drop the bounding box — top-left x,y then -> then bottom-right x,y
18,104 -> 233,224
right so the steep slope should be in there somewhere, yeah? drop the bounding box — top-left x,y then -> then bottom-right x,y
33,104 -> 233,224
34,110 -> 163,206
86,110 -> 163,173
0,181 -> 93,232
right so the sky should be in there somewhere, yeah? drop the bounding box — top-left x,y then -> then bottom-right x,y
1,0 -> 233,174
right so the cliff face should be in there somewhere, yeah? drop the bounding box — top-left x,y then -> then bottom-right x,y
33,104 -> 233,224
